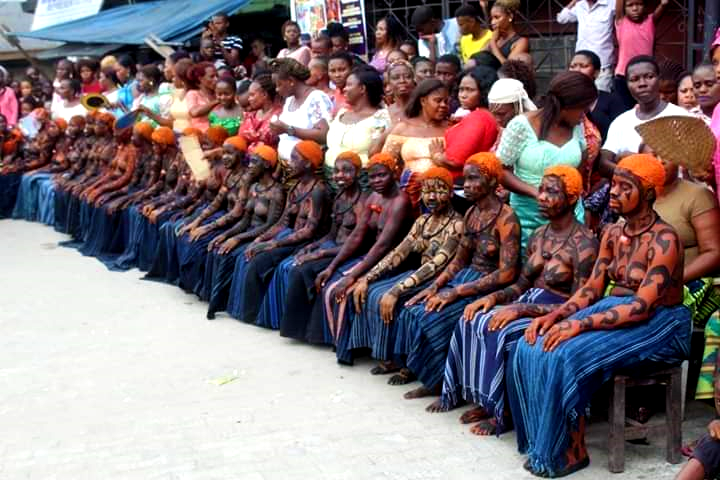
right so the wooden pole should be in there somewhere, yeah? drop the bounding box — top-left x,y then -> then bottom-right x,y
0,24 -> 52,84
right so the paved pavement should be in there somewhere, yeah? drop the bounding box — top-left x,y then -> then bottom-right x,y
0,219 -> 711,479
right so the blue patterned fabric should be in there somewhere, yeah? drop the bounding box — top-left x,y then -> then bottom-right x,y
13,172 -> 52,221
346,270 -> 420,361
440,288 -> 565,431
507,296 -> 691,477
0,173 -> 21,218
399,267 -> 483,388
226,228 -> 294,322
257,240 -> 337,330
205,243 -> 249,315
36,177 -> 56,225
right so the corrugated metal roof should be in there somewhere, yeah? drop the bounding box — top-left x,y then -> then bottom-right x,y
14,0 -> 252,45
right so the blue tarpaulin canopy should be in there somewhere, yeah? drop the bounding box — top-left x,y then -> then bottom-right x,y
14,0 -> 252,45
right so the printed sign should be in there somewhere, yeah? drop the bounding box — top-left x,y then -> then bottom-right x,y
31,0 -> 104,31
291,0 -> 368,57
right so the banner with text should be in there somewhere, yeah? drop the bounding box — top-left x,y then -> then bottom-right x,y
32,0 -> 105,31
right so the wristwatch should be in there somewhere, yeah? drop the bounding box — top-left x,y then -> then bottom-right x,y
287,126 -> 296,137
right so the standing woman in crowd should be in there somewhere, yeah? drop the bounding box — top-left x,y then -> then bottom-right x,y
208,78 -> 242,136
0,67 -> 18,127
239,74 -> 282,150
710,28 -> 720,205
51,79 -> 85,122
159,51 -> 189,95
132,64 -> 173,129
689,63 -> 720,125
277,21 -> 312,67
386,60 -> 416,125
434,66 -> 498,182
185,62 -> 218,132
677,72 -> 697,111
325,67 -> 391,184
113,55 -> 137,110
497,70 -> 596,250
487,78 -> 536,146
269,58 -> 333,165
165,58 -> 193,134
370,16 -> 404,73
98,67 -> 126,118
636,117 -> 720,401
77,58 -> 102,95
472,0 -> 528,71
569,50 -> 624,140
382,79 -> 451,209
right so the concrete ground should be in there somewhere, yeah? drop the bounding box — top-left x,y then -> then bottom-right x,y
0,219 -> 712,480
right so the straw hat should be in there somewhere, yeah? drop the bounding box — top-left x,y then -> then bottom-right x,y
636,116 -> 717,177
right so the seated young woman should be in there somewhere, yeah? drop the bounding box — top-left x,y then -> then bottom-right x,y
270,151 -> 368,339
0,114 -> 27,218
635,117 -> 720,403
137,143 -> 207,272
12,118 -> 65,222
381,79 -> 450,210
315,152 -> 414,361
227,140 -> 330,325
347,166 -> 463,373
63,112 -> 116,240
204,145 -> 285,319
79,125 -> 138,257
96,123 -> 159,261
146,136 -> 248,291
111,126 -> 180,271
434,166 -> 598,436
54,114 -> 94,232
507,154 -> 690,478
98,122 -> 155,215
36,115 -> 86,226
392,153 -> 520,397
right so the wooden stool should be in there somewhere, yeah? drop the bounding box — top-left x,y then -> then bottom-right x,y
607,365 -> 683,473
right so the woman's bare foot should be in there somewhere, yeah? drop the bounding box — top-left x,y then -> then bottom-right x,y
388,368 -> 416,385
403,384 -> 441,399
469,419 -> 499,436
425,398 -> 450,413
459,406 -> 490,424
370,360 -> 401,375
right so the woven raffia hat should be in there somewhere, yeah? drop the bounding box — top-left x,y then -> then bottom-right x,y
636,116 -> 717,177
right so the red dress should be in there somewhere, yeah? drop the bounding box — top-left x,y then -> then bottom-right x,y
81,81 -> 103,95
239,105 -> 283,150
444,108 -> 498,180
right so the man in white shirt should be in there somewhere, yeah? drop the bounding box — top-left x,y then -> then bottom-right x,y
411,6 -> 461,63
598,55 -> 690,173
557,0 -> 616,92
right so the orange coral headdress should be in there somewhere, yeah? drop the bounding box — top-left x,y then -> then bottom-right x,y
224,136 -> 248,152
151,126 -> 175,145
544,165 -> 582,199
368,152 -> 400,177
422,166 -> 453,190
616,154 -> 666,195
133,122 -> 155,142
206,126 -> 230,146
335,151 -> 362,170
466,152 -> 502,183
251,144 -> 278,168
295,140 -> 324,168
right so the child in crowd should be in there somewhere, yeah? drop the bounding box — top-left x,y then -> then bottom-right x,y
613,0 -> 669,109
209,78 -> 242,136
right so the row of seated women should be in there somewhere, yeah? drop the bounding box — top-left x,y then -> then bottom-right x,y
0,106 -> 714,478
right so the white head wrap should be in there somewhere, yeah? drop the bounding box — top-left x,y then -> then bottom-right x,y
0,65 -> 7,81
487,78 -> 536,113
